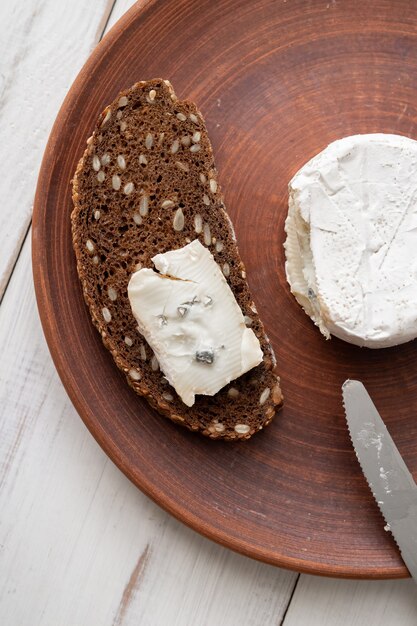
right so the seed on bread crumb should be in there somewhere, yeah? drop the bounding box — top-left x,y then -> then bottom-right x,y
129,368 -> 141,381
117,155 -> 126,169
194,214 -> 203,234
214,422 -> 225,433
272,384 -> 283,405
200,173 -> 207,184
181,136 -> 191,147
124,336 -> 133,346
86,239 -> 95,254
107,287 -> 117,301
92,255 -> 99,265
209,179 -> 217,193
173,208 -> 185,231
241,270 -> 246,279
189,113 -> 199,124
259,388 -> 270,405
235,424 -> 250,434
139,344 -> 147,360
192,131 -> 201,143
120,121 -> 127,132
118,96 -> 128,108
190,144 -> 201,153
96,171 -> 105,183
162,392 -> 174,402
94,210 -> 101,220
145,133 -> 153,149
101,153 -> 111,166
133,212 -> 142,225
116,110 -> 123,120
227,387 -> 240,399
265,407 -> 275,419
124,182 -> 134,195
215,241 -> 224,253
161,199 -> 174,209
101,108 -> 111,126
175,161 -> 189,172
151,355 -> 159,371
159,132 -> 165,144
222,263 -> 230,277
244,315 -> 252,327
102,307 -> 111,323
203,223 -> 211,246
92,156 -> 101,171
250,303 -> 258,314
112,175 -> 121,190
139,154 -> 148,165
149,89 -> 156,101
203,194 -> 210,206
176,112 -> 187,121
170,139 -> 180,154
140,195 -> 149,216
134,262 -> 142,271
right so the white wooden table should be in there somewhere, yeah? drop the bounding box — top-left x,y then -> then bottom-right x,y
1,1 -> 417,624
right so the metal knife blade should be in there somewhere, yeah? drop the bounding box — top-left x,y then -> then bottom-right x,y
342,379 -> 417,581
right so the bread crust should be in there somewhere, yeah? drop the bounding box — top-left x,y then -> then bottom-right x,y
71,79 -> 282,440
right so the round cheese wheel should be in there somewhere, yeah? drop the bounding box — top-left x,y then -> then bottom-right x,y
284,133 -> 417,348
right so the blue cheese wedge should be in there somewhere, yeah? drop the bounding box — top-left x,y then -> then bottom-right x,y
128,239 -> 263,406
284,133 -> 417,348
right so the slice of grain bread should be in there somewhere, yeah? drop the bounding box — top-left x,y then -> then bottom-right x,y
71,78 -> 283,440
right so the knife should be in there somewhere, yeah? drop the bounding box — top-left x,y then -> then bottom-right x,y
342,379 -> 417,581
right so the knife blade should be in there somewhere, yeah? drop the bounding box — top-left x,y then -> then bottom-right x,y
342,379 -> 417,581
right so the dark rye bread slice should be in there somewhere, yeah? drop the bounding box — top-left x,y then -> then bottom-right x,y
71,78 -> 283,440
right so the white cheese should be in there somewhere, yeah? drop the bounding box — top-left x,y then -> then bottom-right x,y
128,239 -> 263,405
284,133 -> 417,348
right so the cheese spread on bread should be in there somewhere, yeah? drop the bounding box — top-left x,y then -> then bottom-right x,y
128,240 -> 263,405
284,133 -> 417,348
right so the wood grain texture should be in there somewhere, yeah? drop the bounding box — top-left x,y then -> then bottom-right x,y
0,3 -> 298,625
33,0 -> 417,578
283,575 -> 417,626
106,0 -> 137,28
0,0 -> 115,300
3,1 -> 417,624
0,212 -> 296,623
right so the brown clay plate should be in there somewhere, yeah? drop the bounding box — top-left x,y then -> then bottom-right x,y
32,0 -> 417,578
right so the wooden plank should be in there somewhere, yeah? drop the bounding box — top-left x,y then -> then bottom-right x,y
106,0 -> 138,29
11,1 -> 416,624
0,0 -> 115,300
0,7 -> 296,620
282,574 -> 417,626
0,235 -> 296,624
